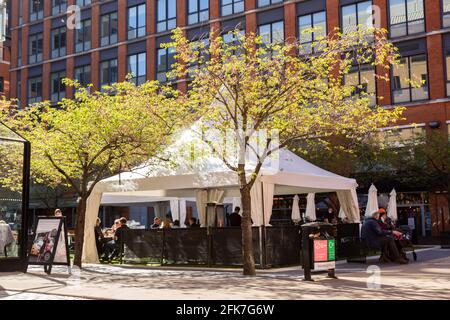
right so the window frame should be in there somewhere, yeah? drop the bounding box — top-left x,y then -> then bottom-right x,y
187,0 -> 210,25
297,10 -> 327,55
27,76 -> 43,105
127,52 -> 147,85
51,26 -> 67,59
157,0 -> 177,33
50,70 -> 66,103
75,19 -> 92,53
52,0 -> 67,15
29,0 -> 44,22
388,0 -> 425,38
344,62 -> 377,106
156,45 -> 176,83
391,53 -> 429,104
257,0 -> 283,9
340,0 -> 373,34
127,4 -> 146,40
74,64 -> 91,87
100,12 -> 118,47
220,0 -> 245,17
99,58 -> 118,88
28,33 -> 43,64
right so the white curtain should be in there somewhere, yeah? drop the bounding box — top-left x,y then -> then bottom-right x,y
82,190 -> 103,263
291,195 -> 301,221
179,199 -> 187,227
250,181 -> 263,226
305,193 -> 316,221
196,190 -> 208,227
208,189 -> 225,203
337,189 -> 361,223
263,183 -> 274,226
365,184 -> 379,218
387,188 -> 398,221
339,207 -> 346,220
170,199 -> 180,221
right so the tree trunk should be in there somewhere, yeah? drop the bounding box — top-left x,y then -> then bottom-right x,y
240,186 -> 256,276
73,195 -> 87,268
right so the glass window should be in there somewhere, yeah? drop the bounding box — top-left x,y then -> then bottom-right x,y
157,0 -> 177,32
127,52 -> 147,85
389,0 -> 424,38
51,71 -> 66,102
75,19 -> 91,53
443,0 -> 450,28
128,4 -> 146,39
341,1 -> 373,34
344,63 -> 376,106
29,0 -> 44,22
74,65 -> 91,87
100,12 -> 118,46
223,28 -> 245,55
445,45 -> 450,96
51,27 -> 67,59
298,11 -> 326,54
188,0 -> 209,25
52,0 -> 67,15
221,0 -> 244,17
257,0 -> 283,8
17,31 -> 22,67
76,0 -> 91,6
392,54 -> 428,103
100,59 -> 118,88
258,20 -> 284,55
18,0 -> 23,25
28,33 -> 43,64
157,46 -> 176,83
27,76 -> 42,105
381,126 -> 425,146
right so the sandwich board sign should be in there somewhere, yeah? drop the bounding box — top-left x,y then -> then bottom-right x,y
26,216 -> 70,275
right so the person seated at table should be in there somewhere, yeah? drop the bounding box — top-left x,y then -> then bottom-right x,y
102,217 -> 129,262
361,209 -> 408,264
172,220 -> 180,228
160,214 -> 173,229
111,219 -> 121,232
151,217 -> 161,229
378,208 -> 408,261
187,217 -> 199,228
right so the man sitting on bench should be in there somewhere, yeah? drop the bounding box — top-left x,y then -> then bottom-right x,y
361,209 -> 408,264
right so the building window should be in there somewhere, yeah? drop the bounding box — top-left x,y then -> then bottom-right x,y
380,125 -> 425,146
74,65 -> 91,87
223,29 -> 245,55
341,1 -> 373,34
188,0 -> 209,25
28,33 -> 43,64
18,0 -> 23,25
389,0 -> 425,38
17,31 -> 22,67
28,77 -> 42,105
298,11 -> 326,54
100,12 -> 118,47
127,52 -> 147,85
157,0 -> 177,33
75,19 -> 91,53
76,0 -> 91,6
100,59 -> 118,88
258,21 -> 284,51
51,71 -> 66,102
128,4 -> 146,39
17,77 -> 22,108
444,43 -> 450,96
51,27 -> 67,59
221,0 -> 244,17
392,54 -> 428,103
344,63 -> 376,106
443,0 -> 450,28
52,0 -> 67,15
157,46 -> 176,83
0,77 -> 4,93
29,0 -> 44,22
257,0 -> 283,8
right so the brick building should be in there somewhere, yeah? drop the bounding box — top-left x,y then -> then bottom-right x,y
6,0 -> 450,237
0,0 -> 9,97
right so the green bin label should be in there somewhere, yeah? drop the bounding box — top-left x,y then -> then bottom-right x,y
327,240 -> 335,261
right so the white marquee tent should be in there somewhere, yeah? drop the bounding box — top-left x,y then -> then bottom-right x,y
82,148 -> 361,263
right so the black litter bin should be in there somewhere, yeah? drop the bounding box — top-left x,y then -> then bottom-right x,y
301,222 -> 337,281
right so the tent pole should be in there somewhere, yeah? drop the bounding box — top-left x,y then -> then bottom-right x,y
260,181 -> 267,269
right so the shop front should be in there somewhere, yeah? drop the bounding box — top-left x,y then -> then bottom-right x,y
0,123 -> 30,272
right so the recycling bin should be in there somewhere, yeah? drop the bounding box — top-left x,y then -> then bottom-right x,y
301,222 -> 337,281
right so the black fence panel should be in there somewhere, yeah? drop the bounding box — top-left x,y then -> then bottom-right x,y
123,229 -> 163,263
164,228 -> 208,265
212,227 -> 242,265
336,223 -> 361,259
265,226 -> 301,266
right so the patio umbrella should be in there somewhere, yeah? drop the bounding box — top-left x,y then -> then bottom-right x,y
387,188 -> 398,221
291,195 -> 301,222
364,183 -> 379,218
305,193 -> 316,221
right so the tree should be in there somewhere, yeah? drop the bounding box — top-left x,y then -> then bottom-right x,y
0,80 -> 191,267
167,27 -> 404,275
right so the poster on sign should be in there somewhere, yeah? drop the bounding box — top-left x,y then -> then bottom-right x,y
313,239 -> 336,271
26,216 -> 70,275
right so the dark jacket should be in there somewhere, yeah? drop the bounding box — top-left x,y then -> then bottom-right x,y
229,212 -> 242,227
361,217 -> 392,250
114,225 -> 129,244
